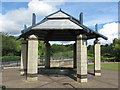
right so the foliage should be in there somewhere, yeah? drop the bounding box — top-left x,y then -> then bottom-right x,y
51,44 -> 73,54
87,53 -> 94,60
38,41 -> 45,59
52,51 -> 73,59
1,33 -> 120,62
2,33 -> 21,56
87,38 -> 120,62
51,44 -> 73,59
87,45 -> 94,54
112,38 -> 120,61
1,56 -> 20,62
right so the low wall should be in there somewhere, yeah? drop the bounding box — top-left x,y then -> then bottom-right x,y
50,59 -> 73,67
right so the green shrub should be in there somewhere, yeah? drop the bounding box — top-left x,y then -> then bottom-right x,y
1,56 -> 20,62
52,51 -> 73,59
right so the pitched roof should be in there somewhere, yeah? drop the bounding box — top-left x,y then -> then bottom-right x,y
16,9 -> 107,40
48,11 -> 70,18
32,19 -> 83,30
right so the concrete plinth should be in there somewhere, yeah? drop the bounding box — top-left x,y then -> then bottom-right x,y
77,78 -> 87,83
27,77 -> 38,81
20,40 -> 27,75
95,72 -> 101,76
27,35 -> 38,81
76,34 -> 87,83
27,74 -> 38,81
73,43 -> 76,68
94,40 -> 101,76
45,41 -> 50,68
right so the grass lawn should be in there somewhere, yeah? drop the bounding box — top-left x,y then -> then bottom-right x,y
88,63 -> 119,71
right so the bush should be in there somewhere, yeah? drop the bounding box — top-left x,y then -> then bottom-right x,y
52,51 -> 73,59
1,56 -> 20,62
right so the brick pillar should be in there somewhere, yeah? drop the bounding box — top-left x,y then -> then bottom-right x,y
20,40 -> 27,75
94,39 -> 101,76
45,41 -> 50,68
73,42 -> 76,68
27,35 -> 38,81
76,34 -> 87,83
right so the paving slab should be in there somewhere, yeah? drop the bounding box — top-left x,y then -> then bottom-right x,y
1,67 -> 119,89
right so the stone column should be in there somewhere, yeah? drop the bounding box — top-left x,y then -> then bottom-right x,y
45,41 -> 50,68
76,34 -> 87,83
20,40 -> 27,75
73,42 -> 76,68
27,35 -> 38,81
94,39 -> 101,76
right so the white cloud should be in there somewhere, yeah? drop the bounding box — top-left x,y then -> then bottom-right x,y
87,39 -> 95,45
28,0 -> 56,16
86,22 -> 118,45
99,22 -> 118,44
0,0 -> 64,35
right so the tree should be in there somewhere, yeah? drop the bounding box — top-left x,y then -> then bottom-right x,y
2,33 -> 21,56
113,38 -> 120,61
38,41 -> 45,59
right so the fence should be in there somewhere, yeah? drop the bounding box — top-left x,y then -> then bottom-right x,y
1,59 -> 95,68
1,58 -> 73,68
1,59 -> 20,67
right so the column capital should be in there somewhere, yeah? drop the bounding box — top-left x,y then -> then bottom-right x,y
77,34 -> 87,40
28,34 -> 38,40
94,39 -> 100,44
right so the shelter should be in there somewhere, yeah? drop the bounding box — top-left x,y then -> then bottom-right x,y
16,9 -> 107,83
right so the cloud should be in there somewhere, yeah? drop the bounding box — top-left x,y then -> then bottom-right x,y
0,0 -> 64,35
99,22 -> 118,44
86,22 -> 118,45
28,0 -> 56,16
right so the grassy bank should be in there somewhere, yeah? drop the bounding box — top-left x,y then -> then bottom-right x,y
88,63 -> 119,71
0,56 -> 20,62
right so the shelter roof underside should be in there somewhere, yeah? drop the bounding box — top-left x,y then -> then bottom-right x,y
20,29 -> 104,41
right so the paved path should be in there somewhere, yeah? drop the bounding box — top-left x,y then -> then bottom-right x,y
1,67 -> 119,88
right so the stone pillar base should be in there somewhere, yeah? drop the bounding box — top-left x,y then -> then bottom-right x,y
77,74 -> 87,83
20,71 -> 25,75
20,69 -> 26,75
94,70 -> 101,76
27,74 -> 38,81
77,78 -> 87,83
95,73 -> 101,76
27,77 -> 38,81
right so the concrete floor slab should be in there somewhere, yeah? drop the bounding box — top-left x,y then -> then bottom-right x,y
1,67 -> 119,89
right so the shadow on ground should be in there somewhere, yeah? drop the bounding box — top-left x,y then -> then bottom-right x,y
38,67 -> 95,81
38,67 -> 77,81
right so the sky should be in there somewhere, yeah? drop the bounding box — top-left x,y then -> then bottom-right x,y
0,0 -> 119,45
